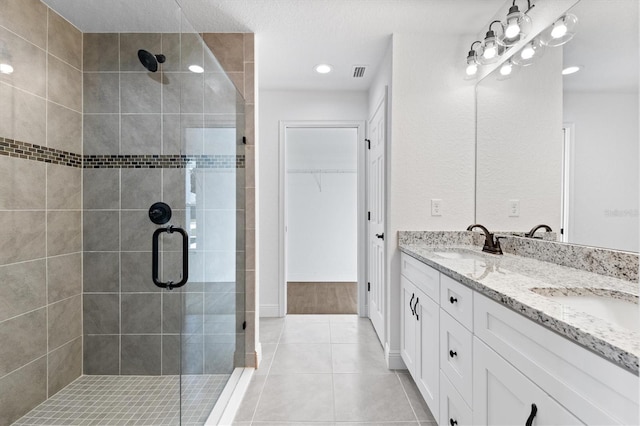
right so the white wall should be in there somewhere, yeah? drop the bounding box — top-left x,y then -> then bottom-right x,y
381,33 -> 477,364
564,92 -> 639,252
258,90 -> 368,316
475,48 -> 564,232
286,127 -> 358,281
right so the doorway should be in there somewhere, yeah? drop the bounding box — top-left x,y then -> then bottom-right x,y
279,122 -> 366,316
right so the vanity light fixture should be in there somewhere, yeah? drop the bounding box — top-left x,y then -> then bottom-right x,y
512,38 -> 543,67
314,64 -> 332,74
562,65 -> 581,75
465,41 -> 482,76
188,64 -> 204,73
540,14 -> 578,47
499,0 -> 535,47
480,21 -> 504,64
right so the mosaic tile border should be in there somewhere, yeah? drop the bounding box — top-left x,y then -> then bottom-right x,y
84,154 -> 245,169
0,137 -> 82,167
0,137 -> 245,169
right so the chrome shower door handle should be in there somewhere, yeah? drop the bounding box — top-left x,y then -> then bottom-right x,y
152,225 -> 189,290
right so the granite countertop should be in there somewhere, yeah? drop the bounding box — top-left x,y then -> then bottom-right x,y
399,242 -> 640,374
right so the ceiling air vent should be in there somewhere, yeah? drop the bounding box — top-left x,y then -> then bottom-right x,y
352,66 -> 366,78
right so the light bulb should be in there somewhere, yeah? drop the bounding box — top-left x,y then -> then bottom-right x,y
500,63 -> 513,76
562,66 -> 581,75
466,63 -> 478,76
315,64 -> 332,74
505,21 -> 520,39
551,23 -> 568,39
0,63 -> 13,74
483,45 -> 497,60
188,64 -> 204,73
520,46 -> 535,60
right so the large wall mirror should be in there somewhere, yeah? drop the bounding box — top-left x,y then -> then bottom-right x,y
476,0 -> 639,252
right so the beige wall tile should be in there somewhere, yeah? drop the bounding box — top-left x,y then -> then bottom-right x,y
47,102 -> 82,153
244,104 -> 255,144
47,10 -> 82,70
245,145 -> 255,188
0,260 -> 45,322
0,155 -> 45,210
0,26 -> 46,98
244,63 -> 254,103
0,308 -> 47,377
47,337 -> 82,397
47,210 -> 81,256
244,34 -> 254,62
0,82 -> 46,145
0,211 -> 45,265
226,71 -> 244,97
0,356 -> 46,425
203,33 -> 244,72
0,0 -> 47,48
84,33 -> 119,72
48,295 -> 82,350
47,55 -> 82,112
48,253 -> 82,304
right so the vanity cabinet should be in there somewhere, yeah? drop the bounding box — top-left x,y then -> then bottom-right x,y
400,256 -> 440,420
399,252 -> 639,426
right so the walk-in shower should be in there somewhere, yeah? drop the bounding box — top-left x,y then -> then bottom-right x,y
0,0 -> 248,424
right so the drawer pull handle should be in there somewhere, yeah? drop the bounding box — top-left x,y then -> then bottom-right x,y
449,350 -> 457,358
449,419 -> 458,426
414,297 -> 419,321
449,296 -> 458,304
409,293 -> 415,315
525,403 -> 537,426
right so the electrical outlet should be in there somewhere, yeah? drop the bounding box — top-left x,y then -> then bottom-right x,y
431,199 -> 442,216
508,199 -> 520,217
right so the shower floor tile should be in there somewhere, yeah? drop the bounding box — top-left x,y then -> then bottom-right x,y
13,374 -> 230,426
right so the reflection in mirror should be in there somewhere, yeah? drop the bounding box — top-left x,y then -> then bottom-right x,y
476,0 -> 638,252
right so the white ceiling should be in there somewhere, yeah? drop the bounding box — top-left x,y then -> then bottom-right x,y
42,0 -> 505,91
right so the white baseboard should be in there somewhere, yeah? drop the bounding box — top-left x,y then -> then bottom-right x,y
260,304 -> 281,317
385,343 -> 407,370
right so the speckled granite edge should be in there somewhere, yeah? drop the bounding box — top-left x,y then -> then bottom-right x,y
399,231 -> 639,282
498,236 -> 639,282
399,245 -> 639,374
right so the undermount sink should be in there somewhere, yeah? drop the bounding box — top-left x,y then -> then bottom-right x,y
531,288 -> 639,331
433,250 -> 484,260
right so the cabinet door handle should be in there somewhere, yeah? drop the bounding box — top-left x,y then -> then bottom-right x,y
525,403 -> 537,426
449,419 -> 458,426
409,293 -> 415,315
449,296 -> 458,304
414,297 -> 419,321
449,350 -> 457,358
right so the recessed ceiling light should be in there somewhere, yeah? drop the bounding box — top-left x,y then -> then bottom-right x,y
188,64 -> 204,73
314,64 -> 332,74
0,63 -> 14,75
562,66 -> 581,75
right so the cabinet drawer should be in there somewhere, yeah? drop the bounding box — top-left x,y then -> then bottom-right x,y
440,371 -> 472,426
440,274 -> 473,331
440,309 -> 473,405
401,253 -> 439,301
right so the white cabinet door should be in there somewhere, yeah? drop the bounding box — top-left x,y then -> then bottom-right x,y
400,276 -> 417,376
415,290 -> 439,421
440,310 -> 473,405
473,337 -> 584,426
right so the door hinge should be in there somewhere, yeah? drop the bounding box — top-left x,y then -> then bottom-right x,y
367,282 -> 370,291
242,321 -> 247,330
365,139 -> 371,149
560,228 -> 564,235
242,136 -> 247,145
367,211 -> 371,221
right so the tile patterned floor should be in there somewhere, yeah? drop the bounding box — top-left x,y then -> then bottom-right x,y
13,374 -> 230,425
234,315 -> 437,425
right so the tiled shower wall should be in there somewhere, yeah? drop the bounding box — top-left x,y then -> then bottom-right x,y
81,32 -> 247,375
0,0 -> 83,424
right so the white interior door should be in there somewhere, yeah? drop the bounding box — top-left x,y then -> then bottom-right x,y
367,96 -> 386,345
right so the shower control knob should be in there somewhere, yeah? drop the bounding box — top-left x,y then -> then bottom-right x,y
148,202 -> 172,225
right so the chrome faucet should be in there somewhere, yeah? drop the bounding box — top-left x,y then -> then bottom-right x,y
525,224 -> 552,238
466,224 -> 503,255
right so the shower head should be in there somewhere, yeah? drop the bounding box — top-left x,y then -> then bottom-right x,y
137,49 -> 166,72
